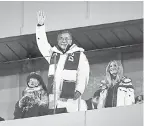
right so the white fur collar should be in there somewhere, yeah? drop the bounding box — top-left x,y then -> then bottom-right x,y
52,44 -> 84,54
25,86 -> 42,92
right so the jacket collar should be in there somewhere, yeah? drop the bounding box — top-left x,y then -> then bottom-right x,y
53,44 -> 84,54
25,86 -> 42,92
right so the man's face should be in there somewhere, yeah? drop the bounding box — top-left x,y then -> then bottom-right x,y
58,33 -> 72,51
109,62 -> 118,76
28,78 -> 39,88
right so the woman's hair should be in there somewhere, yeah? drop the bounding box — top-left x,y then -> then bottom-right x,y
27,72 -> 47,92
105,60 -> 124,86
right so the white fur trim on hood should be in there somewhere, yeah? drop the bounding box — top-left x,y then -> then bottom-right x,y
52,44 -> 84,54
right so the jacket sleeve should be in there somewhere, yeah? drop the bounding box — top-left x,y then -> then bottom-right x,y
76,52 -> 90,95
39,90 -> 49,106
14,101 -> 24,119
125,80 -> 135,105
36,24 -> 53,64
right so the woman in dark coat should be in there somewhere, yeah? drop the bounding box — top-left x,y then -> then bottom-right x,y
14,72 -> 49,119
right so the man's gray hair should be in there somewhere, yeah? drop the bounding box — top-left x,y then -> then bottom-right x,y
57,30 -> 72,41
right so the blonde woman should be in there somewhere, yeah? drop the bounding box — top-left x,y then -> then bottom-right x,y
103,60 -> 135,107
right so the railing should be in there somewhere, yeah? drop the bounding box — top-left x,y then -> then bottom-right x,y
0,104 -> 143,126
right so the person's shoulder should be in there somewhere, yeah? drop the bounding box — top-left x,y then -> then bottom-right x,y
22,88 -> 28,96
52,46 -> 63,54
70,44 -> 85,52
0,117 -> 4,121
122,76 -> 132,82
121,76 -> 132,85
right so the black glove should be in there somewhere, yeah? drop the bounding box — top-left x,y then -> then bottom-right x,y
19,95 -> 35,108
73,91 -> 81,100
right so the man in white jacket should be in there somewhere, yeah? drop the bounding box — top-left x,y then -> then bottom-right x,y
36,11 -> 90,113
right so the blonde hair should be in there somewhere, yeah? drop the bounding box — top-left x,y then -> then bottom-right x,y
105,60 -> 124,86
